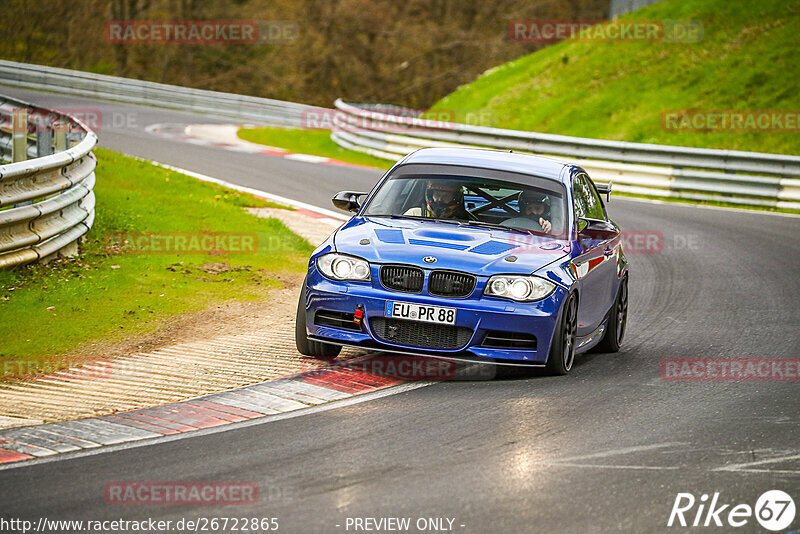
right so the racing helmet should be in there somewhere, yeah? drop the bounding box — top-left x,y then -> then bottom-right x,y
518,190 -> 550,214
425,179 -> 464,218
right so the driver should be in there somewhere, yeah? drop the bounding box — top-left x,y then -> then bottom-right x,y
405,179 -> 468,219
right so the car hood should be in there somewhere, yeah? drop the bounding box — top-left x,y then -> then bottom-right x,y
333,217 -> 570,276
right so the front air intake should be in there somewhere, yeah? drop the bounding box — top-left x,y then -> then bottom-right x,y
481,330 -> 537,349
370,318 -> 472,350
428,270 -> 476,298
380,265 -> 424,293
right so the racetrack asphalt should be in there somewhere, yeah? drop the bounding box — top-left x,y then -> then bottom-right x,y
1,86 -> 798,533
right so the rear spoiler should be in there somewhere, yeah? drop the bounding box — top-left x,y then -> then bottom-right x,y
595,181 -> 612,202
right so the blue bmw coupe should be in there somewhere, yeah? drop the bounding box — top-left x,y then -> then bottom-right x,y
296,148 -> 629,375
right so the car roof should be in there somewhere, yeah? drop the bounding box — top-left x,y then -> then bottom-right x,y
399,147 -> 573,182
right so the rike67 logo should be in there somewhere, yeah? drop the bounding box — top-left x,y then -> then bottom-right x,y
668,490 -> 795,531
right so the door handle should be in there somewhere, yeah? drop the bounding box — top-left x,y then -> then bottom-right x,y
603,247 -> 614,257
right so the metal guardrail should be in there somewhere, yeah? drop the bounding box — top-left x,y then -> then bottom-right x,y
0,95 -> 97,268
331,100 -> 800,210
0,60 -> 324,127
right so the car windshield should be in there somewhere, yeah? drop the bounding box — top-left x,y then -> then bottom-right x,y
363,164 -> 569,238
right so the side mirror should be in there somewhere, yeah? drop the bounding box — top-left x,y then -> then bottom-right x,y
332,191 -> 367,213
578,218 -> 617,240
595,181 -> 612,202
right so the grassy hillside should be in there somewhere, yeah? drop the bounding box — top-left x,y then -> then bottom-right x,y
430,0 -> 800,155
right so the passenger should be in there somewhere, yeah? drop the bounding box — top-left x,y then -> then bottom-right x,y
502,190 -> 560,234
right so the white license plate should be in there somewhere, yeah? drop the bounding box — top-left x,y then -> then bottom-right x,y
384,301 -> 456,325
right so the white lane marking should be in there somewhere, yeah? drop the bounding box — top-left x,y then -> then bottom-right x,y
549,442 -> 685,463
285,153 -> 330,163
225,145 -> 270,154
546,463 -> 680,471
734,469 -> 800,475
124,156 -> 349,221
713,453 -> 800,473
0,381 -> 431,471
540,445 -> 800,474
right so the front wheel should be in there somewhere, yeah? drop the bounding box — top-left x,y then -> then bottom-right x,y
545,293 -> 578,375
594,275 -> 628,353
295,282 -> 342,359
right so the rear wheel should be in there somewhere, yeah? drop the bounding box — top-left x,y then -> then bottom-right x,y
545,293 -> 578,375
594,275 -> 628,353
295,282 -> 342,359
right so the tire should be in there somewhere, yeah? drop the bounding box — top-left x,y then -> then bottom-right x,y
295,281 -> 342,359
545,292 -> 578,375
594,275 -> 628,353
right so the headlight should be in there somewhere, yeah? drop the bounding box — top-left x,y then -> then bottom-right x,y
317,253 -> 371,281
484,275 -> 555,302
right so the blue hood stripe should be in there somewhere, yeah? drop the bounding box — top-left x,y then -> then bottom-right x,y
408,238 -> 470,251
375,229 -> 405,244
469,240 -> 518,255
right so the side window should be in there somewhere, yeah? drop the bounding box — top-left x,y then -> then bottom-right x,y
582,175 -> 605,220
572,175 -> 590,221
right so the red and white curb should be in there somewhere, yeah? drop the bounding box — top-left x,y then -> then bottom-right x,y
0,354 -> 498,468
0,359 -> 413,466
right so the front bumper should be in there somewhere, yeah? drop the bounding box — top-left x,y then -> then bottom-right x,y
302,264 -> 567,364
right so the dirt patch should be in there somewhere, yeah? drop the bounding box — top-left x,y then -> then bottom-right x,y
195,262 -> 251,275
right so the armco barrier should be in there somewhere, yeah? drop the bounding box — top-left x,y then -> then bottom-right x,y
0,95 -> 97,268
330,100 -> 800,210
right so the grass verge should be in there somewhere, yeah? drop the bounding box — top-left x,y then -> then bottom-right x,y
0,147 -> 313,365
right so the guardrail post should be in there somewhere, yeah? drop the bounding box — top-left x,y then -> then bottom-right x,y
54,120 -> 68,152
11,108 -> 28,162
16,114 -> 55,208
36,126 -> 53,157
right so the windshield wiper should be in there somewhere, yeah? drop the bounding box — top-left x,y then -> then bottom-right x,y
370,214 -> 542,235
372,214 -> 464,227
